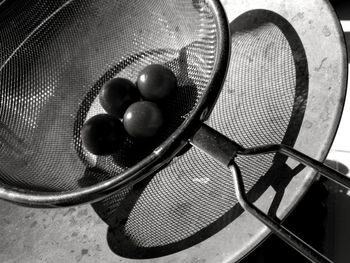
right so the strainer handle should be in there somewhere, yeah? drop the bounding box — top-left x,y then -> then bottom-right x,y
191,123 -> 350,189
191,123 -> 348,263
229,161 -> 332,263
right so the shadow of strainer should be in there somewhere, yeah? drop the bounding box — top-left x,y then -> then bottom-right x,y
95,9 -> 311,259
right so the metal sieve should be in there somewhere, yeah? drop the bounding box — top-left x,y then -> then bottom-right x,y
0,1 -> 348,262
0,0 -> 229,203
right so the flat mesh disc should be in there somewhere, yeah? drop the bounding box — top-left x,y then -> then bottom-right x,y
94,10 -> 309,258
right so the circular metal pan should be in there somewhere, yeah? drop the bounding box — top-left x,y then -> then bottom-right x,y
92,0 -> 347,262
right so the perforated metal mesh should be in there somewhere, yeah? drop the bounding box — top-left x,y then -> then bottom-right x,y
0,0 -> 218,192
0,0 -> 67,65
94,11 -> 309,257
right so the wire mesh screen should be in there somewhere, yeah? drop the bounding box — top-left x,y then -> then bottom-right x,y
0,0 -> 218,192
95,10 -> 309,258
0,0 -> 68,65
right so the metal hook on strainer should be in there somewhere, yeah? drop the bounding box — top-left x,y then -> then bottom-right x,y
0,0 -> 347,262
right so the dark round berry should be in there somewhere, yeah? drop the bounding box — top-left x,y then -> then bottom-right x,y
123,101 -> 164,139
137,64 -> 177,102
99,78 -> 139,118
81,114 -> 124,155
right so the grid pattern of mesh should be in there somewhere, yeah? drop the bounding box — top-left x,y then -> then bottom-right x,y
0,0 -> 68,65
0,0 -> 218,191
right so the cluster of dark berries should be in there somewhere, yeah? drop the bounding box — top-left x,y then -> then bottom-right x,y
81,64 -> 177,156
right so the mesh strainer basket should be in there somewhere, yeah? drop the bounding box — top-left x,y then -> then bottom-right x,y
0,0 -> 229,204
0,0 -> 348,262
